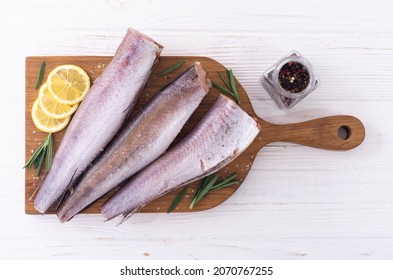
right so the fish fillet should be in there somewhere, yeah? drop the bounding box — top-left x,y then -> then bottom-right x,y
34,28 -> 163,213
101,94 -> 261,220
57,63 -> 211,222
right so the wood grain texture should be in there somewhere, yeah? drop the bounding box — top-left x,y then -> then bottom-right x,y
258,116 -> 365,150
25,55 -> 256,214
1,0 -> 393,260
25,56 -> 364,215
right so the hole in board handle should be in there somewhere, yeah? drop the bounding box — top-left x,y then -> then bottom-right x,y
338,125 -> 351,140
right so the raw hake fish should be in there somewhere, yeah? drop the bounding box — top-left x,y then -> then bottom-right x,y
34,28 -> 163,213
101,94 -> 261,220
57,63 -> 211,222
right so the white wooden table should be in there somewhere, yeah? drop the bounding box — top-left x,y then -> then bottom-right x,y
1,0 -> 392,259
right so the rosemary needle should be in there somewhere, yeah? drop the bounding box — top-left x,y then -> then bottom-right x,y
218,71 -> 231,90
211,172 -> 240,191
157,60 -> 185,77
24,133 -> 53,176
167,187 -> 188,213
190,172 -> 240,209
45,132 -> 53,171
212,81 -> 236,98
190,174 -> 219,209
35,61 -> 46,89
228,69 -> 241,105
212,68 -> 241,105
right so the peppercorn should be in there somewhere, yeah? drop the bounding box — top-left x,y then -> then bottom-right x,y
278,61 -> 310,93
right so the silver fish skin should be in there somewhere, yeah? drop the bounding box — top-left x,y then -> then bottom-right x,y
34,28 -> 163,213
57,63 -> 211,222
101,94 -> 261,220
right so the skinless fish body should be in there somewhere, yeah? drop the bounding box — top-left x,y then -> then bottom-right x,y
101,94 -> 261,220
34,28 -> 163,213
57,63 -> 211,222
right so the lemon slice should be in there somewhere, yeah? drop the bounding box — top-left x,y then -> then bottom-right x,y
31,99 -> 70,133
47,64 -> 90,105
38,83 -> 78,119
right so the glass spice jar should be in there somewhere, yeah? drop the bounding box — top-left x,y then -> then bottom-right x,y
261,50 -> 320,109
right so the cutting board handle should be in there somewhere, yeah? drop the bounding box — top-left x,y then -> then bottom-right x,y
258,115 -> 365,151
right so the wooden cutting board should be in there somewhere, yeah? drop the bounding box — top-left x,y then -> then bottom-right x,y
25,56 -> 365,215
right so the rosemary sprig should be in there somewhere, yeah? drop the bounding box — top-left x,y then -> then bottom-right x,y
218,71 -> 231,89
228,69 -> 240,105
157,60 -> 185,77
212,68 -> 241,105
211,81 -> 236,98
167,187 -> 188,213
35,61 -> 46,89
190,172 -> 240,209
24,133 -> 53,176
